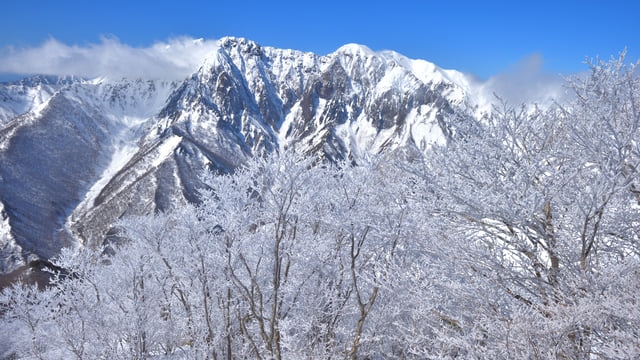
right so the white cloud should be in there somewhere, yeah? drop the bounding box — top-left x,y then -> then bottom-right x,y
0,38 -> 572,108
0,36 -> 219,80
477,54 -> 568,107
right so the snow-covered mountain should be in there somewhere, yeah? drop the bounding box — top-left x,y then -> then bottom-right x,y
0,75 -> 83,125
0,36 -> 480,272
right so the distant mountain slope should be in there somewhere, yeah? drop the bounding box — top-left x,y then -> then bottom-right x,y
0,75 -> 82,125
0,37 -> 478,272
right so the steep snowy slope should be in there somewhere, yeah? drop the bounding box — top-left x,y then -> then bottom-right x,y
161,37 -> 471,159
0,78 -> 177,267
0,75 -> 82,125
0,37 -> 478,271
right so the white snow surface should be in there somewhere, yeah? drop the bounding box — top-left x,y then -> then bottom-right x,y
0,77 -> 79,124
67,78 -> 178,221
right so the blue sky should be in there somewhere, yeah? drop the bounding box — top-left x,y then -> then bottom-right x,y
1,0 -> 638,80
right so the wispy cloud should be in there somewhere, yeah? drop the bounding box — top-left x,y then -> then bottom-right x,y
477,54 -> 568,107
1,38 -> 571,107
0,36 -> 219,80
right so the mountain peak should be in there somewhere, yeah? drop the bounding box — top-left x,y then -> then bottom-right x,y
218,36 -> 263,57
335,43 -> 375,57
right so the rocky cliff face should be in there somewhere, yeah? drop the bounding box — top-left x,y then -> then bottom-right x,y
0,37 -> 476,272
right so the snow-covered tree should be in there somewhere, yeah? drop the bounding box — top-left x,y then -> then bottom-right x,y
412,52 -> 640,358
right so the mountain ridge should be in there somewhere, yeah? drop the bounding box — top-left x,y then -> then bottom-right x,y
0,37 -> 478,272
